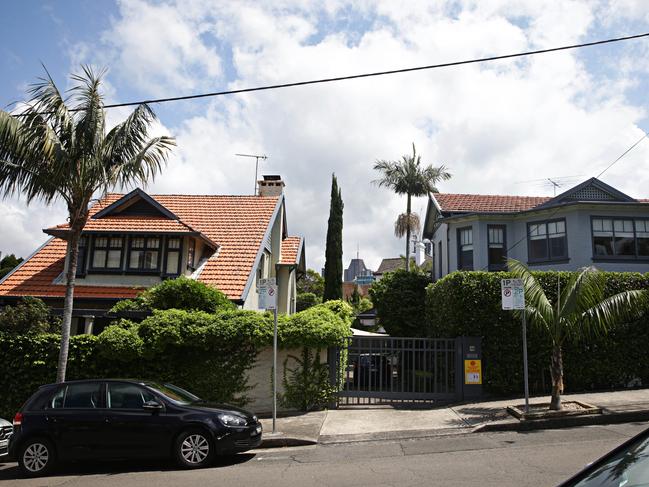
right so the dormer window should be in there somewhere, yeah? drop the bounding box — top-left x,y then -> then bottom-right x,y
128,237 -> 161,271
90,236 -> 124,270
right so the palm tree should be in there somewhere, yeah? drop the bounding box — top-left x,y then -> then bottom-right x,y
509,259 -> 647,410
0,66 -> 175,382
373,143 -> 450,271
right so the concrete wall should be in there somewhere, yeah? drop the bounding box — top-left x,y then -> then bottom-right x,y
246,347 -> 327,414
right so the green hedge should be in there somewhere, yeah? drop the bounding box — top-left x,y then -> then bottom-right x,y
0,301 -> 352,419
426,271 -> 649,395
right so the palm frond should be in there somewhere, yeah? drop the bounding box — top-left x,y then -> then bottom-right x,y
394,212 -> 420,238
581,289 -> 648,336
508,259 -> 555,333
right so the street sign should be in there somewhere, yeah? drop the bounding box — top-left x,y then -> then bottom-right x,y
259,278 -> 277,310
501,278 -> 525,310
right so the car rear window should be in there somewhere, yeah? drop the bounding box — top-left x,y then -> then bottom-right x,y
49,383 -> 102,409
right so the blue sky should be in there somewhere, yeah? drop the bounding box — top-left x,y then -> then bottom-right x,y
2,0 -> 649,271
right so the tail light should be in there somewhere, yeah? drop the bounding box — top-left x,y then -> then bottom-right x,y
13,412 -> 23,427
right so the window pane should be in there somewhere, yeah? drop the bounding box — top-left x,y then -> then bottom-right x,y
129,250 -> 143,269
549,235 -> 566,258
488,247 -> 506,269
144,251 -> 158,269
594,235 -> 614,256
131,238 -> 145,249
110,237 -> 123,248
592,219 -> 603,232
107,250 -> 121,268
49,388 -> 65,409
614,236 -> 635,256
489,227 -> 503,245
555,220 -> 565,234
147,237 -> 160,249
638,237 -> 649,256
168,238 -> 181,249
636,220 -> 648,234
93,250 -> 106,268
95,237 -> 108,248
166,251 -> 179,274
64,382 -> 102,409
79,237 -> 87,247
459,250 -> 473,270
529,238 -> 547,260
530,223 -> 546,240
108,383 -> 155,409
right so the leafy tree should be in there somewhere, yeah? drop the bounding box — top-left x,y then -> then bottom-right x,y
0,296 -> 60,334
373,143 -> 450,271
509,259 -> 648,410
323,174 -> 343,301
369,269 -> 429,336
0,253 -> 23,279
297,269 -> 325,298
296,292 -> 321,312
0,66 -> 175,382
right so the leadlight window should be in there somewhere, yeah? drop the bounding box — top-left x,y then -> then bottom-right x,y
91,236 -> 123,269
165,237 -> 181,275
528,219 -> 567,262
488,225 -> 506,271
128,236 -> 160,271
458,227 -> 473,270
592,218 -> 649,259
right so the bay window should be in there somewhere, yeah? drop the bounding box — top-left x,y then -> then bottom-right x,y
592,218 -> 649,259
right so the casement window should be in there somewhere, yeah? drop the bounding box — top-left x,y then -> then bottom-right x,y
128,236 -> 161,271
528,219 -> 567,263
187,239 -> 196,271
457,227 -> 473,270
488,225 -> 507,271
76,236 -> 88,277
90,236 -> 124,270
164,237 -> 182,275
592,218 -> 649,259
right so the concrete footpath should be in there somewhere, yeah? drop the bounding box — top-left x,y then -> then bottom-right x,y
258,388 -> 649,448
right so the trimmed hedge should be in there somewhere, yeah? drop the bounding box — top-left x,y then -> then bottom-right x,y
369,269 -> 429,336
0,301 -> 352,419
426,271 -> 649,395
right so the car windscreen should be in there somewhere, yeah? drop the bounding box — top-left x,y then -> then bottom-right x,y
144,382 -> 202,405
569,432 -> 649,486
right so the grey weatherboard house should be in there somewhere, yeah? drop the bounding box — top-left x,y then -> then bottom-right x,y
423,178 -> 649,279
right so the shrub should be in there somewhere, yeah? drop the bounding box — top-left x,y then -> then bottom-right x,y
296,292 -> 320,311
426,271 -> 649,395
280,348 -> 337,411
145,276 -> 235,312
369,269 -> 430,336
0,297 -> 61,334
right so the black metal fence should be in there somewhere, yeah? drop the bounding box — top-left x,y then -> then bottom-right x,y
331,336 -> 460,406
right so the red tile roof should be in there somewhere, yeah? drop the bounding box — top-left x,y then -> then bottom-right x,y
0,193 -> 282,301
434,193 -> 551,213
279,237 -> 302,265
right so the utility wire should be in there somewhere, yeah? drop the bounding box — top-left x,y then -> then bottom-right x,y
11,31 -> 649,115
474,132 -> 649,271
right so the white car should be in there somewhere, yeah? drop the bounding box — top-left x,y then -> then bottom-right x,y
0,418 -> 12,459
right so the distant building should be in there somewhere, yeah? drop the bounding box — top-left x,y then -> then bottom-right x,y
344,257 -> 375,283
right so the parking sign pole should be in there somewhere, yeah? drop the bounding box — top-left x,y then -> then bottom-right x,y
522,312 -> 530,413
272,306 -> 278,434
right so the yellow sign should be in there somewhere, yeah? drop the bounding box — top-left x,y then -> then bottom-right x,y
464,359 -> 482,385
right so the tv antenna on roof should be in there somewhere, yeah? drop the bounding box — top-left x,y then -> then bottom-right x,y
235,153 -> 268,195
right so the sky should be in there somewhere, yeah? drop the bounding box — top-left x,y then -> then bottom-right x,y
2,0 -> 649,272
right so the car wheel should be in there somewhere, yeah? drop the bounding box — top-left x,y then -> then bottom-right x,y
174,429 -> 214,469
18,438 -> 56,477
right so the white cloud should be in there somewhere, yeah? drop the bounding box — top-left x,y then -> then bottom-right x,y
5,0 -> 649,275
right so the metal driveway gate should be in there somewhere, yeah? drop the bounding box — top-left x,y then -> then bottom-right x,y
330,336 -> 481,406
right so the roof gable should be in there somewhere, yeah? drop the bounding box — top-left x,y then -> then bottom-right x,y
92,188 -> 178,220
539,178 -> 635,208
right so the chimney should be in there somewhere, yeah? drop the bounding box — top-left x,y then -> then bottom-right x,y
258,175 -> 285,197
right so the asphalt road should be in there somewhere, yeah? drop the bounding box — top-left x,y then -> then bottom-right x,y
1,422 -> 647,487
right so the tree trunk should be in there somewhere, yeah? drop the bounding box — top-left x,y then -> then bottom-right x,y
56,227 -> 81,383
549,343 -> 564,411
405,194 -> 411,272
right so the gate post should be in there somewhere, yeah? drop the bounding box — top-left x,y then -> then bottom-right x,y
327,346 -> 340,409
457,336 -> 483,402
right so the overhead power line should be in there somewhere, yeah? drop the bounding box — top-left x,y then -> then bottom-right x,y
13,31 -> 649,115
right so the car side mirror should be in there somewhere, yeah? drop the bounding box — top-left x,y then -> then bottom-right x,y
143,400 -> 163,411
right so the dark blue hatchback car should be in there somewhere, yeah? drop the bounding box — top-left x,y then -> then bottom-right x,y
9,379 -> 262,477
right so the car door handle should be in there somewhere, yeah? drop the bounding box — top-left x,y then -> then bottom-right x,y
46,416 -> 60,423
104,417 -> 111,423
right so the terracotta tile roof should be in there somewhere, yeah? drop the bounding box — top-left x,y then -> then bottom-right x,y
48,215 -> 195,233
279,237 -> 302,265
434,193 -> 551,213
0,193 -> 282,301
375,258 -> 404,274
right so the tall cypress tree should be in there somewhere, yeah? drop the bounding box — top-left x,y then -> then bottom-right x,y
323,174 -> 344,301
